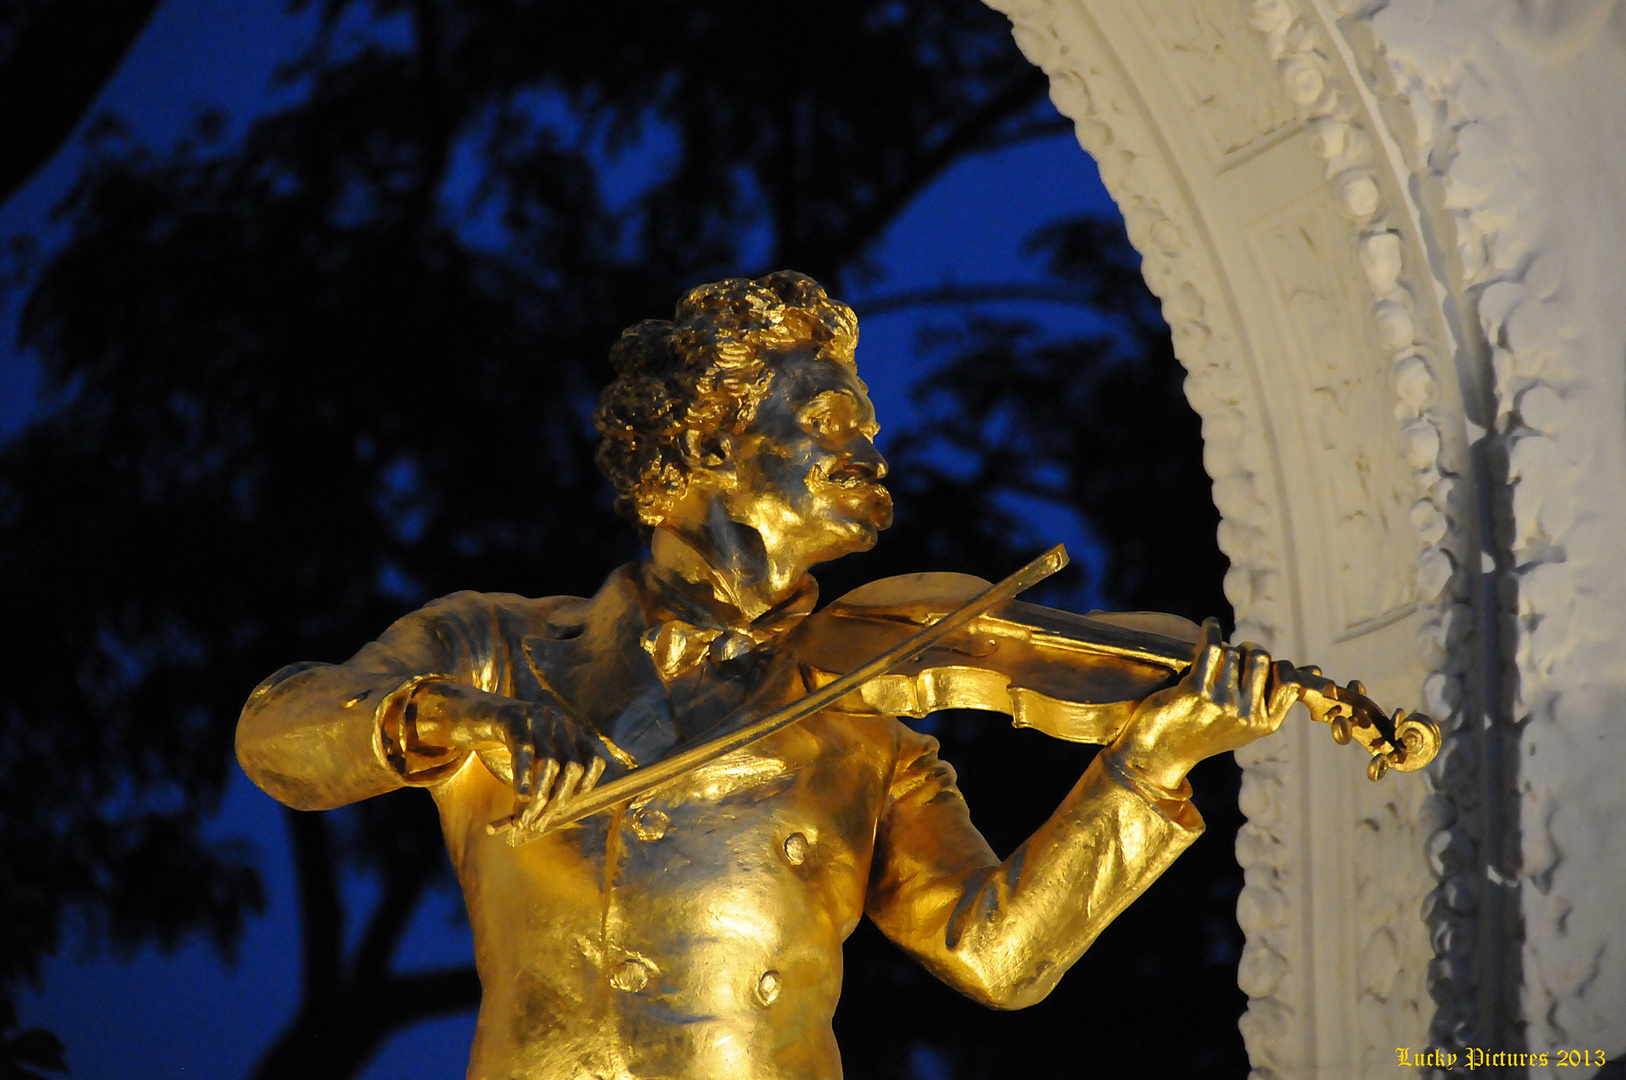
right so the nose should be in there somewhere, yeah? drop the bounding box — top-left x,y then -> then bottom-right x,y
844,436 -> 887,482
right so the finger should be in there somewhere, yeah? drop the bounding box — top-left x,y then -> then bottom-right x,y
552,760 -> 586,805
520,759 -> 561,830
1265,660 -> 1302,726
1190,617 -> 1224,694
1210,643 -> 1242,708
512,740 -> 536,800
581,755 -> 607,794
534,761 -> 586,832
518,765 -> 556,830
1239,644 -> 1270,724
1267,676 -> 1301,730
1196,616 -> 1224,651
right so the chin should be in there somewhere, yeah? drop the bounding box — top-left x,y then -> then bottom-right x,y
846,485 -> 893,530
802,486 -> 892,561
834,506 -> 892,557
800,516 -> 882,566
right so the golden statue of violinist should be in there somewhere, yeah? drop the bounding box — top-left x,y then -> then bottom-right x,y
236,271 -> 1437,1080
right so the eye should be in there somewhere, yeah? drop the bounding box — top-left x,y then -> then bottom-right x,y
799,395 -> 844,439
800,389 -> 876,445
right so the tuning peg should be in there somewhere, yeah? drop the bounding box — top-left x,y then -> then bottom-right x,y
1330,715 -> 1352,745
1346,679 -> 1366,697
1303,665 -> 1322,677
1367,752 -> 1391,782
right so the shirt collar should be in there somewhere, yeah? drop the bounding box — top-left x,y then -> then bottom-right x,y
640,528 -> 819,634
638,529 -> 819,681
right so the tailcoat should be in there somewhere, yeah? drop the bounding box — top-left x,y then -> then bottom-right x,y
237,565 -> 1203,1080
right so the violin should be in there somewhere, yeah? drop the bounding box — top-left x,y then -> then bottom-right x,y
799,569 -> 1441,783
491,545 -> 1439,843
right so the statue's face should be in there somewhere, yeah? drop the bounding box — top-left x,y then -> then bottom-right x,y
706,346 -> 892,570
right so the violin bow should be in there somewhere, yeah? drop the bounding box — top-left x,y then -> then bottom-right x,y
487,543 -> 1072,845
486,541 -> 1443,844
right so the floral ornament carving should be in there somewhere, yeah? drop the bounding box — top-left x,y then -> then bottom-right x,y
984,0 -> 1309,1073
985,0 -> 1477,1074
1345,2 -> 1600,1054
1241,2 -> 1462,1071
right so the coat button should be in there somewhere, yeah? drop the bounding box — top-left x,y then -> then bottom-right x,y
611,959 -> 650,993
756,969 -> 782,1006
782,832 -> 808,865
631,808 -> 669,842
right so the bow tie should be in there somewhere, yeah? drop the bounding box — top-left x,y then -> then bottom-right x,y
640,620 -> 778,681
638,573 -> 819,682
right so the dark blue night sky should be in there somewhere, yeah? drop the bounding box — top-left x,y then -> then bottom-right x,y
0,2 -> 1119,1076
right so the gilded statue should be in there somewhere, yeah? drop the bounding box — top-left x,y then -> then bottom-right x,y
237,271 -> 1437,1080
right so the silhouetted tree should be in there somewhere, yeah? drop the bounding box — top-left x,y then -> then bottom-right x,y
0,0 -> 164,205
0,2 -> 1240,1078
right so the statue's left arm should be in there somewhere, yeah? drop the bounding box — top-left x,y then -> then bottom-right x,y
864,726 -> 1202,1010
865,619 -> 1295,1009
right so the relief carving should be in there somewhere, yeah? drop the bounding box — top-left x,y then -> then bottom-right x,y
1353,771 -> 1433,1072
986,1 -> 1460,1074
1135,0 -> 1300,163
1247,195 -> 1419,635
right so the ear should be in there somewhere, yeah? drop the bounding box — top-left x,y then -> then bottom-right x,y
682,428 -> 734,469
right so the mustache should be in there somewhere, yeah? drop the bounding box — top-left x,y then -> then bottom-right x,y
844,479 -> 894,527
823,473 -> 890,501
819,463 -> 887,491
809,463 -> 892,525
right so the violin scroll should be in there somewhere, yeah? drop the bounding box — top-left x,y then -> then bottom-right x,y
1274,663 -> 1441,780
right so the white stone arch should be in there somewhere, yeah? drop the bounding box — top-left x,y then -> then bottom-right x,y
983,1 -> 1626,1077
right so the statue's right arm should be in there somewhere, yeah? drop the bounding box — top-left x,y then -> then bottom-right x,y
236,592 -> 495,811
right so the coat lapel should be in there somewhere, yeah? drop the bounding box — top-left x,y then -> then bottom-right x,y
521,565 -> 679,767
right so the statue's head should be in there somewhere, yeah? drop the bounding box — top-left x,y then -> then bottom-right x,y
594,271 -> 891,568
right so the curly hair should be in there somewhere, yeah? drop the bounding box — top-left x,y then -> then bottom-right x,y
592,271 -> 859,526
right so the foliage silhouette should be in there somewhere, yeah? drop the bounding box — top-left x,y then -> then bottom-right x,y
0,0 -> 163,206
0,998 -> 65,1080
0,2 -> 1239,1077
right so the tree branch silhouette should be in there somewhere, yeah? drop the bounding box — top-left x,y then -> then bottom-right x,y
2,4 -> 1243,1078
850,281 -> 1100,318
0,0 -> 163,207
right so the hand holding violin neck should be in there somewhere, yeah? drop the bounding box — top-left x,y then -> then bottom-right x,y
1109,623 -> 1444,782
1106,620 -> 1299,790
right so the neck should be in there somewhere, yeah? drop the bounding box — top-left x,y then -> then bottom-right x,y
647,513 -> 808,624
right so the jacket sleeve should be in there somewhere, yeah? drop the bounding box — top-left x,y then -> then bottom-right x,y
235,591 -> 514,811
864,725 -> 1203,1010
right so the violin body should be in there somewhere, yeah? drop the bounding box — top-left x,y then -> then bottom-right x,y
797,572 -> 1440,781
798,572 -> 1197,744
